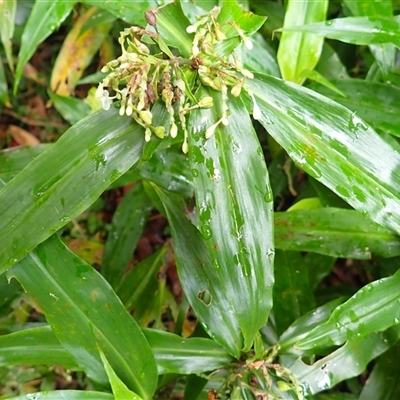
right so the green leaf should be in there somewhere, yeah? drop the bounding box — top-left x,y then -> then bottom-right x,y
0,55 -> 10,107
154,188 -> 243,357
275,208 -> 400,259
187,89 -> 274,353
155,2 -> 193,58
48,91 -> 92,125
276,16 -> 400,48
9,391 -> 113,400
277,0 -> 328,84
0,325 -> 77,369
291,327 -> 400,395
308,79 -> 400,137
7,235 -> 158,398
0,0 -> 16,72
99,351 -> 143,400
102,182 -> 152,288
0,144 -> 51,183
14,1 -> 75,93
246,74 -> 400,236
0,109 -> 145,274
273,250 -> 315,336
142,328 -> 233,375
296,269 -> 400,350
359,341 -> 400,400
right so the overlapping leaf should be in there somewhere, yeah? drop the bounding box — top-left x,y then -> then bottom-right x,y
0,109 -> 145,274
185,89 -> 274,354
246,74 -> 400,236
7,235 -> 158,399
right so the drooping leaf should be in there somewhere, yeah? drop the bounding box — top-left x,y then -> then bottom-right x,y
50,7 -> 114,96
0,109 -> 145,274
275,208 -> 400,259
308,79 -> 400,137
277,0 -> 328,84
296,269 -> 400,350
142,328 -> 233,375
102,182 -> 152,288
154,188 -> 243,357
187,89 -> 274,353
14,1 -> 75,93
246,74 -> 400,236
7,235 -> 158,399
276,16 -> 400,48
291,327 -> 400,395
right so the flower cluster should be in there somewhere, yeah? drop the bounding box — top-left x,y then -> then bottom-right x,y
96,6 -> 258,152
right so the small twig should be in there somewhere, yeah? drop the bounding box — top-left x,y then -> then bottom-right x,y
2,109 -> 67,129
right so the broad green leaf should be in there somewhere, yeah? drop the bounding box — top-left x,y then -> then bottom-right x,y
359,341 -> 400,400
155,2 -> 193,58
296,269 -> 400,350
50,7 -> 114,96
315,43 -> 349,80
0,0 -> 16,71
273,250 -> 315,336
48,91 -> 92,125
7,235 -> 158,399
187,89 -> 274,353
343,0 -> 395,76
100,351 -> 142,400
309,79 -> 400,137
291,327 -> 400,395
84,0 -> 159,26
277,0 -> 328,84
275,208 -> 400,259
0,144 -> 51,182
279,297 -> 346,355
304,253 -> 336,290
0,273 -> 21,313
102,182 -> 152,288
246,74 -> 400,236
14,1 -> 75,93
276,16 -> 400,48
0,55 -> 10,107
9,391 -> 113,400
116,246 -> 166,318
0,325 -> 77,369
142,328 -> 233,375
155,188 -> 243,357
0,109 -> 145,274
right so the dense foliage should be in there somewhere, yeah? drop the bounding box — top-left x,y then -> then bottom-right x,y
1,0 -> 400,399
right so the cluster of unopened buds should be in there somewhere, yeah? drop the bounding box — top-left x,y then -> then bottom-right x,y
96,6 -> 260,153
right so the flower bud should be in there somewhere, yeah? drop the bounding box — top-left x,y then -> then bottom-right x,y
153,126 -> 165,139
231,84 -> 242,97
145,128 -> 152,142
139,110 -> 153,125
198,96 -> 213,108
170,122 -> 178,138
182,140 -> 189,154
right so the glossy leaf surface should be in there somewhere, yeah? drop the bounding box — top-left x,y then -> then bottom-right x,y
296,269 -> 400,350
14,1 -> 75,92
277,16 -> 400,48
247,74 -> 400,236
142,328 -> 233,375
292,327 -> 400,394
155,188 -> 243,357
188,90 -> 274,353
275,208 -> 400,259
102,182 -> 152,288
0,109 -> 145,274
309,79 -> 400,137
10,392 -> 113,400
8,235 -> 157,399
277,0 -> 328,84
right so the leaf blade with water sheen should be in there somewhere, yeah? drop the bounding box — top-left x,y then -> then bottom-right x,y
187,90 -> 274,353
246,74 -> 400,236
7,235 -> 157,399
0,109 -> 145,274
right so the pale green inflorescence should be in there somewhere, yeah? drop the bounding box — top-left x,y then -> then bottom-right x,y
96,6 -> 258,153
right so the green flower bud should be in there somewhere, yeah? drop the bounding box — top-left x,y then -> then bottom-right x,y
182,140 -> 189,154
153,126 -> 165,139
145,128 -> 152,142
198,96 -> 213,108
139,110 -> 153,125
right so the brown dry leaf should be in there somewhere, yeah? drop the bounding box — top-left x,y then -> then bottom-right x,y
23,62 -> 46,86
50,6 -> 114,96
8,125 -> 40,145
